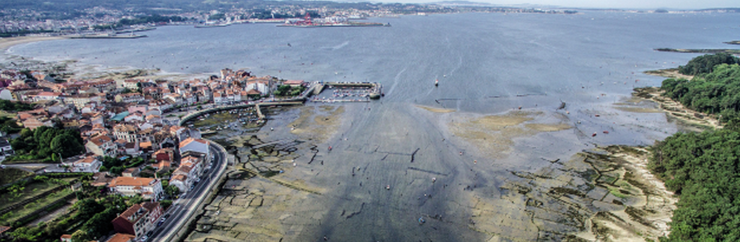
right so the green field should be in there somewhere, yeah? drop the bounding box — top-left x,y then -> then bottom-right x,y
0,177 -> 75,211
0,188 -> 73,226
0,167 -> 34,186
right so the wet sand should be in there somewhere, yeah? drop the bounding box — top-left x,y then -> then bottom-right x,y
643,68 -> 693,80
186,99 -> 678,242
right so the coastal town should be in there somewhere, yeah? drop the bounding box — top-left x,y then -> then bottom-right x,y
0,3 -> 587,37
1,0 -> 739,241
0,65 -> 317,242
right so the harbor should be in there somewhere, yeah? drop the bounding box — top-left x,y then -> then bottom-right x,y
277,14 -> 389,27
69,34 -> 147,39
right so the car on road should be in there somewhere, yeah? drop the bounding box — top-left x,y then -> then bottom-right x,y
164,213 -> 171,219
140,235 -> 148,242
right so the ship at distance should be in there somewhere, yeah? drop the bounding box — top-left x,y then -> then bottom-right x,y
278,13 -> 390,27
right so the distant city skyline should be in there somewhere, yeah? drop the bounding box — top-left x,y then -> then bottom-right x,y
383,0 -> 739,9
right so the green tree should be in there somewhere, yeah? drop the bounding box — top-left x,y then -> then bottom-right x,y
678,53 -> 740,76
80,207 -> 117,239
109,166 -> 124,175
165,185 -> 180,197
71,230 -> 91,242
74,198 -> 104,221
51,133 -> 84,157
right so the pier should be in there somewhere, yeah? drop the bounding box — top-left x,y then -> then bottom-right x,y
179,81 -> 381,126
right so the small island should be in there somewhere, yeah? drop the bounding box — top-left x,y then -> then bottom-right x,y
654,48 -> 740,54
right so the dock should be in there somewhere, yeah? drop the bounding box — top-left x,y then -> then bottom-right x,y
179,81 -> 382,126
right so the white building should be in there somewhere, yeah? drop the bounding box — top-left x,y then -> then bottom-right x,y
71,156 -> 101,173
178,137 -> 210,157
108,177 -> 163,200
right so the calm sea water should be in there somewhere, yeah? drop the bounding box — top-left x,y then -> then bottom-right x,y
10,12 -> 740,112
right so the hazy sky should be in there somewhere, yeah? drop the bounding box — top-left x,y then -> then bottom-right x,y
387,0 -> 739,9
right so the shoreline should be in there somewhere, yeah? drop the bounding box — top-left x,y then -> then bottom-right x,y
633,87 -> 721,131
0,36 -> 68,52
1,35 -> 212,82
643,68 -> 694,80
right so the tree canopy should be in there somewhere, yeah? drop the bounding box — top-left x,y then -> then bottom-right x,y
0,100 -> 34,112
10,126 -> 85,160
650,129 -> 740,241
661,63 -> 740,122
650,53 -> 740,241
678,53 -> 740,76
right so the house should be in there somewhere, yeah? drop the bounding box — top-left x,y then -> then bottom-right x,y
105,233 -> 136,242
122,167 -> 140,177
246,76 -> 273,95
124,142 -> 140,156
31,91 -> 61,102
139,141 -> 152,152
111,202 -> 163,240
21,116 -> 52,130
62,93 -> 102,109
283,80 -> 305,87
178,137 -> 210,158
213,92 -> 224,104
60,234 -> 72,242
0,138 -> 14,161
91,172 -> 113,187
113,124 -> 140,143
108,177 -> 163,200
169,174 -> 189,193
115,93 -> 145,103
170,155 -> 205,193
122,79 -> 142,90
153,148 -> 174,163
154,160 -> 171,173
85,135 -> 117,157
71,156 -> 101,173
169,126 -> 187,142
124,112 -> 144,122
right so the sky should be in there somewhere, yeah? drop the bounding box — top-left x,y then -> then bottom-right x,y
386,0 -> 740,9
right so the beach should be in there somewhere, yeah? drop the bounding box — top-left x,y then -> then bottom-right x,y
0,36 -> 66,52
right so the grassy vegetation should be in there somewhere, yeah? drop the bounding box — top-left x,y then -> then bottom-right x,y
607,186 -> 628,199
0,177 -> 75,211
0,188 -> 73,226
0,167 -> 33,186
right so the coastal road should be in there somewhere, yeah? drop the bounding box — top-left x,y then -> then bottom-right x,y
148,143 -> 227,242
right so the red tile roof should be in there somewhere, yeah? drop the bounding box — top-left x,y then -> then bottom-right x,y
108,177 -> 156,187
105,233 -> 135,242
